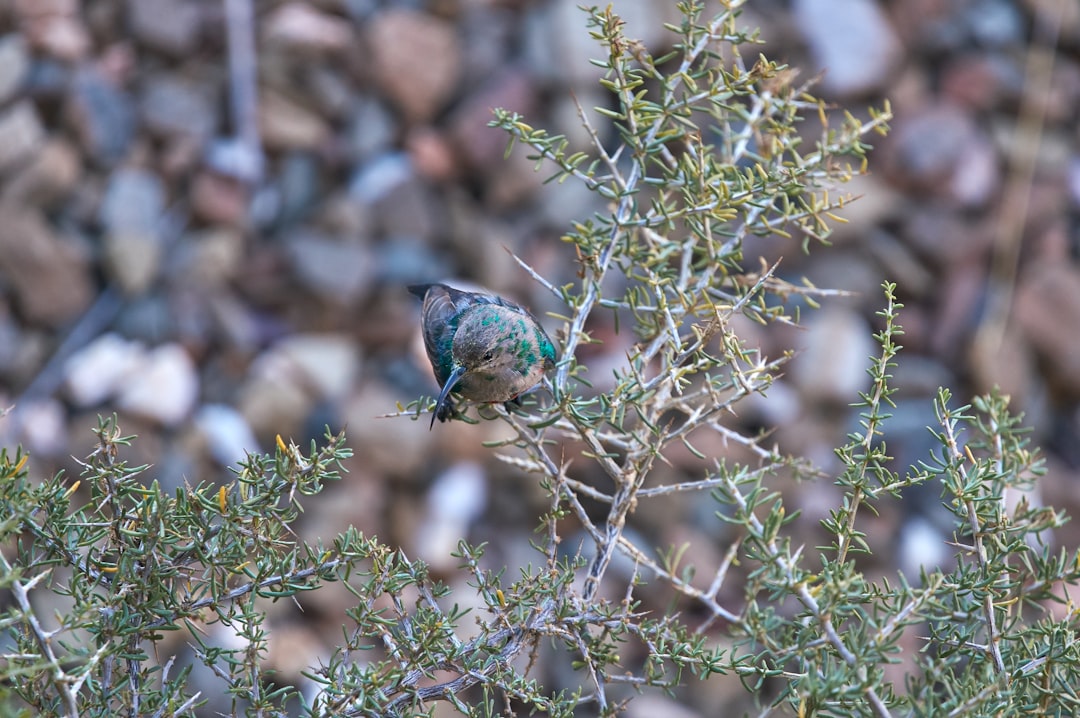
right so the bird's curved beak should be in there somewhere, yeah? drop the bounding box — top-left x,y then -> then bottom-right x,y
431,364 -> 466,429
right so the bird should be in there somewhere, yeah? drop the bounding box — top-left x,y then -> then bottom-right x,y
408,283 -> 557,429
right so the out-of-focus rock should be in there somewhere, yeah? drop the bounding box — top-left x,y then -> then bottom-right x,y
176,228 -> 245,288
64,333 -> 146,408
194,403 -> 260,467
349,153 -> 438,240
794,0 -> 903,96
258,89 -> 331,151
790,307 -> 875,405
127,0 -> 203,56
0,35 -> 30,104
1014,261 -> 1080,396
448,68 -> 536,173
364,9 -> 462,124
191,170 -> 251,227
0,101 -> 45,175
272,334 -> 361,401
14,399 -> 68,458
67,67 -> 136,166
343,96 -> 396,163
1,137 -> 80,207
263,3 -> 353,55
116,343 -> 200,426
0,204 -> 93,326
413,461 -> 488,570
139,75 -> 218,141
882,103 -> 1001,208
100,167 -> 166,294
285,229 -> 374,305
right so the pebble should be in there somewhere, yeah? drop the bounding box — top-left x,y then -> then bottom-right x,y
100,167 -> 166,294
258,89 -> 331,151
116,343 -> 200,426
285,229 -> 374,304
413,461 -> 488,570
795,0 -> 902,96
365,8 -> 462,124
194,403 -> 260,467
0,100 -> 45,175
271,334 -> 361,401
790,307 -> 876,405
883,103 -> 1001,207
64,333 -> 146,407
139,74 -> 218,141
128,0 -> 203,56
1,137 -> 80,207
263,3 -> 354,55
1014,261 -> 1080,396
0,205 -> 93,326
0,34 -> 30,104
67,67 -> 136,166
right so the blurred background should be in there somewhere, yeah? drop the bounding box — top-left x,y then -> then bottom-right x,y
0,0 -> 1077,713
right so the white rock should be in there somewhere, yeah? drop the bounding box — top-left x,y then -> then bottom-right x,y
116,343 -> 199,426
64,332 -> 146,407
791,307 -> 875,404
195,404 -> 259,467
14,398 -> 67,457
794,0 -> 902,97
268,334 -> 361,401
414,461 -> 488,570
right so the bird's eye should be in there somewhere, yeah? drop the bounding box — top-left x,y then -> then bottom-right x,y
482,351 -> 494,362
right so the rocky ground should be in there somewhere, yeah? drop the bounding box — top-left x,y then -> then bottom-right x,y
0,0 -> 1078,714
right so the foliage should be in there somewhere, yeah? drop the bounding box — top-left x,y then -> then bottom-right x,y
4,3 -> 1080,717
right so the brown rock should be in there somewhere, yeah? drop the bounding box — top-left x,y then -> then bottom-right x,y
1013,261 -> 1080,396
1,137 -> 77,207
190,171 -> 250,226
258,89 -> 330,151
0,204 -> 94,326
0,101 -> 45,175
365,9 -> 462,124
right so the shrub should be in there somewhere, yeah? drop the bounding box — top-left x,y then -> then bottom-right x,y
5,3 -> 1078,717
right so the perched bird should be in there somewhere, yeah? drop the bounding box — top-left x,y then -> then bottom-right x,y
409,283 -> 557,429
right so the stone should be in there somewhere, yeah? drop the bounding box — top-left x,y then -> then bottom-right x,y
285,229 -> 374,304
1013,261 -> 1080,396
882,103 -> 1001,208
1,137 -> 80,207
127,0 -> 203,56
100,168 -> 166,294
194,403 -> 260,467
0,35 -> 30,104
64,333 -> 146,408
258,89 -> 331,151
272,334 -> 361,401
365,9 -> 462,124
32,15 -> 91,60
794,0 -> 902,97
116,343 -> 200,426
139,75 -> 218,141
67,67 -> 136,166
0,101 -> 45,175
0,205 -> 93,326
448,68 -> 536,173
237,356 -> 316,440
190,171 -> 251,227
414,461 -> 488,570
790,307 -> 875,405
343,96 -> 396,162
263,3 -> 353,55
13,399 -> 69,458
